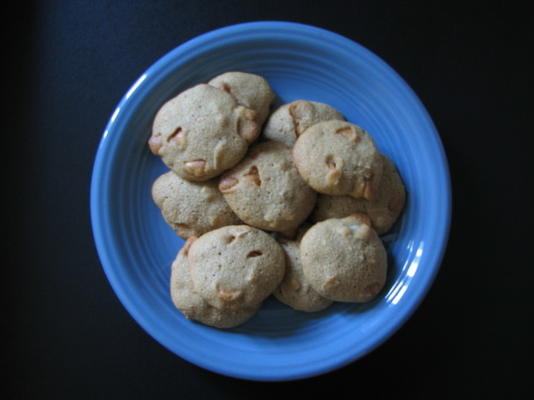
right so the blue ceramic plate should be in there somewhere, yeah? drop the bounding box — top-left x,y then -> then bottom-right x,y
91,21 -> 451,381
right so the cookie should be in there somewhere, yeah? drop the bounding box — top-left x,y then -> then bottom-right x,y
312,155 -> 406,234
218,141 -> 317,233
149,83 -> 259,181
170,237 -> 260,328
300,214 -> 388,303
188,225 -> 286,311
263,100 -> 344,147
151,171 -> 241,238
273,238 -> 333,312
208,71 -> 275,127
293,120 -> 383,200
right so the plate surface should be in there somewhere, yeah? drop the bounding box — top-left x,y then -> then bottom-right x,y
91,21 -> 451,381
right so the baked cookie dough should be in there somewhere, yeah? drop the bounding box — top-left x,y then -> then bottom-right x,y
312,155 -> 406,234
293,120 -> 383,200
151,171 -> 241,238
218,141 -> 317,233
188,225 -> 286,311
149,83 -> 259,181
263,100 -> 344,147
208,71 -> 275,127
170,237 -> 260,328
273,238 -> 333,312
300,214 -> 388,303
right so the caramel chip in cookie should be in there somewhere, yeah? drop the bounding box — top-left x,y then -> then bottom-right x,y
273,238 -> 333,312
263,100 -> 344,147
219,141 -> 317,233
300,215 -> 388,303
293,120 -> 383,199
170,237 -> 260,328
312,155 -> 406,234
151,171 -> 241,238
149,84 -> 259,181
188,225 -> 286,311
209,71 -> 275,127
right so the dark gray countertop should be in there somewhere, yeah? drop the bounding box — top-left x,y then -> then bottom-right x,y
7,1 -> 531,398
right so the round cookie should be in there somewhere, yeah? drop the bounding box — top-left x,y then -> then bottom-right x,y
300,214 -> 388,303
151,171 -> 241,238
188,225 -> 286,311
149,83 -> 259,181
208,71 -> 275,127
312,155 -> 406,234
218,141 -> 317,233
293,120 -> 383,200
263,100 -> 344,147
170,237 -> 260,328
273,238 -> 333,312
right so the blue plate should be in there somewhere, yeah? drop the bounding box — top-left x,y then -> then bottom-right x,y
91,21 -> 451,381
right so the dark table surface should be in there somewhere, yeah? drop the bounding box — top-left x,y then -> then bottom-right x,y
8,1 -> 532,398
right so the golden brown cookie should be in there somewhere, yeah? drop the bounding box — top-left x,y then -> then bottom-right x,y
208,71 -> 275,127
188,225 -> 286,311
300,214 -> 388,303
218,141 -> 317,233
273,238 -> 333,312
312,155 -> 406,234
263,100 -> 344,147
293,120 -> 383,200
151,171 -> 241,238
170,237 -> 260,328
149,83 -> 259,181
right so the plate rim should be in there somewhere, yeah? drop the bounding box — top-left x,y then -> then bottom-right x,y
90,20 -> 452,381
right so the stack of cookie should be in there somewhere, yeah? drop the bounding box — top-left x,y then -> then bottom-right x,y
148,72 -> 406,328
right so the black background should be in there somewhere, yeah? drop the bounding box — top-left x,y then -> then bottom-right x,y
7,1 -> 532,398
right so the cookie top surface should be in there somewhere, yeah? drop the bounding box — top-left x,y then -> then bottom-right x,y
312,155 -> 406,234
170,238 -> 260,328
218,141 -> 317,232
151,171 -> 241,238
208,71 -> 275,127
300,215 -> 388,303
273,239 -> 333,312
293,120 -> 383,199
188,225 -> 286,310
149,83 -> 259,181
263,100 -> 344,147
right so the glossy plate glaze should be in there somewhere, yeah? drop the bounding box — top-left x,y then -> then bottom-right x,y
91,21 -> 451,381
